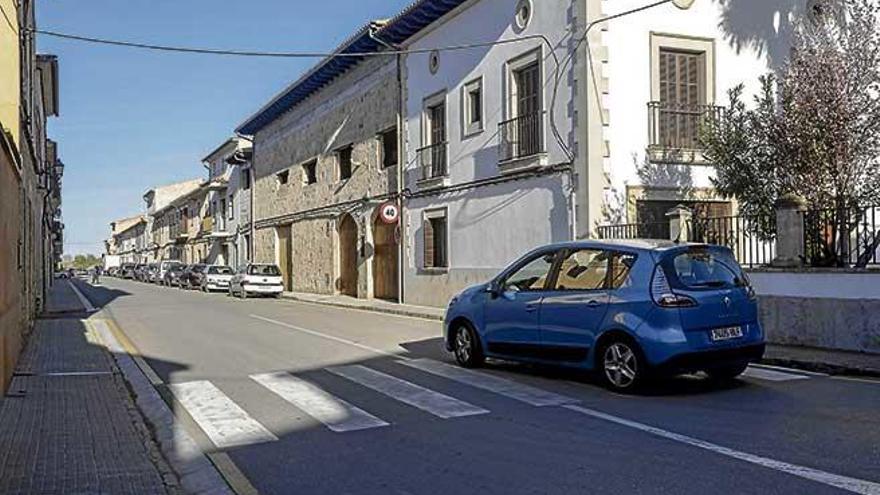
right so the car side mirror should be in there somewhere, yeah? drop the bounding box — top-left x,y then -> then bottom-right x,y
485,283 -> 500,298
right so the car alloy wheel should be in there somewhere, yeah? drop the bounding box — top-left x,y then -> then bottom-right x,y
453,324 -> 484,368
603,342 -> 639,390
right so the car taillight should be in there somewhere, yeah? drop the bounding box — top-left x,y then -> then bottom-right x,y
651,264 -> 697,308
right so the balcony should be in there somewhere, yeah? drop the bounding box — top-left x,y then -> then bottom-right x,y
416,141 -> 448,188
499,112 -> 545,166
647,101 -> 723,164
201,216 -> 231,239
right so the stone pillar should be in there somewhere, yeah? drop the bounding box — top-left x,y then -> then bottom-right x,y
771,193 -> 807,267
666,205 -> 693,243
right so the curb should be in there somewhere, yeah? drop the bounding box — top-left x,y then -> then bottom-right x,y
280,293 -> 444,321
760,356 -> 880,378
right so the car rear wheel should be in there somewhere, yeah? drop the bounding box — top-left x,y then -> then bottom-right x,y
599,338 -> 645,392
452,323 -> 484,368
706,362 -> 749,381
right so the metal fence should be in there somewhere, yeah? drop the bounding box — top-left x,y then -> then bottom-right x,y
597,213 -> 776,268
416,141 -> 448,181
596,222 -> 669,241
647,102 -> 724,150
499,112 -> 544,162
687,214 -> 776,268
802,204 -> 880,267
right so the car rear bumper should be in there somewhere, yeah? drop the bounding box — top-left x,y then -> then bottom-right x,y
654,343 -> 765,374
243,284 -> 283,294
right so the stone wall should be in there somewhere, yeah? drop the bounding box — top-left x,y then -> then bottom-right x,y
251,55 -> 399,297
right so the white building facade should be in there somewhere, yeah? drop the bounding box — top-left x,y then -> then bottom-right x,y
596,0 -> 809,229
400,0 -> 580,307
201,137 -> 253,268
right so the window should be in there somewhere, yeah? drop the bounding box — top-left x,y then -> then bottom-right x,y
502,52 -> 543,161
423,210 -> 448,269
463,78 -> 483,136
302,160 -> 318,185
381,127 -> 398,168
420,95 -> 448,180
609,253 -> 637,289
337,145 -> 353,181
248,264 -> 281,276
241,169 -> 251,190
669,247 -> 742,290
554,249 -> 609,291
649,34 -> 715,152
228,195 -> 234,220
503,252 -> 556,292
277,170 -> 290,186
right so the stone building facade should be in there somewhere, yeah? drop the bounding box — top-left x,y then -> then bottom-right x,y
239,36 -> 400,300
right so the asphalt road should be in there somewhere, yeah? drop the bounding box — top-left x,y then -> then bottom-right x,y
75,277 -> 880,495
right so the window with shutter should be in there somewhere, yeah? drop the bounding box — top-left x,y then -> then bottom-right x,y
423,219 -> 435,268
658,49 -> 705,148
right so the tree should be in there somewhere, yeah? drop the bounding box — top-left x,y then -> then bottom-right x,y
67,254 -> 101,270
701,0 -> 880,266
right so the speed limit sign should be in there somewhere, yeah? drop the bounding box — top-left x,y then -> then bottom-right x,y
378,202 -> 400,224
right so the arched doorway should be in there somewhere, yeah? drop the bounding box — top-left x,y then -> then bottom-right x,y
337,214 -> 358,297
372,215 -> 398,301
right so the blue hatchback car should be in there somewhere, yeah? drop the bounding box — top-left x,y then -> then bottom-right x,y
443,240 -> 765,391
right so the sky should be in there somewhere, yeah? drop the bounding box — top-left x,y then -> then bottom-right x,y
37,0 -> 414,256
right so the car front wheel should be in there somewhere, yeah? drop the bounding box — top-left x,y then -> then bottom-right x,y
452,323 -> 484,368
599,338 -> 645,392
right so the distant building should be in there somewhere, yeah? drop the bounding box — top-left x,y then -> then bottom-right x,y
200,137 -> 253,268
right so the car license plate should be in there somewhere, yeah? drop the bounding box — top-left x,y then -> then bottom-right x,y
711,326 -> 743,341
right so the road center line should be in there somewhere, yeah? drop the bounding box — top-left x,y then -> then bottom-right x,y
250,314 -> 408,360
562,404 -> 880,495
67,279 -> 96,312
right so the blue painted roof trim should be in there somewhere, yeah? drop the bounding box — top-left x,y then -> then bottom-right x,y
236,0 -> 467,136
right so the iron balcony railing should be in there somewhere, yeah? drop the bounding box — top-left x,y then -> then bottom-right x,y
417,141 -> 448,181
499,112 -> 544,162
647,102 -> 723,150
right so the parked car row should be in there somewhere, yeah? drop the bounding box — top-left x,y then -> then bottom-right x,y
109,261 -> 285,298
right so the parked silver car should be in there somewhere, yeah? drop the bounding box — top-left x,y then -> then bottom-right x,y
201,265 -> 234,292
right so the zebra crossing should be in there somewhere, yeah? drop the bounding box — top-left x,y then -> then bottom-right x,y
167,360 -> 817,449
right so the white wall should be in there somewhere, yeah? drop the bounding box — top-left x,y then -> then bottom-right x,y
601,0 -> 807,221
401,0 -> 577,306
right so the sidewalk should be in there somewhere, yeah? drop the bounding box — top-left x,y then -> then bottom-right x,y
0,282 -> 178,494
282,290 -> 880,377
282,291 -> 446,320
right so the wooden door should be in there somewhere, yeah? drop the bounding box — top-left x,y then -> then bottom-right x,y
338,215 -> 358,297
373,218 -> 398,301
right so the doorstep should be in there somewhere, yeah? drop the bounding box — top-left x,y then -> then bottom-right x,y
281,292 -> 445,321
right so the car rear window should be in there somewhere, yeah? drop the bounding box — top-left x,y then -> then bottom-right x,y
666,247 -> 744,289
249,265 -> 281,276
208,266 -> 233,275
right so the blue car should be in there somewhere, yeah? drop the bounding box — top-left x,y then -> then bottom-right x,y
443,240 -> 765,391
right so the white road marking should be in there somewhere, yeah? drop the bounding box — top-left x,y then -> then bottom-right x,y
251,372 -> 389,433
67,280 -> 96,312
749,363 -> 828,377
250,314 -> 406,360
327,365 -> 488,419
398,358 -> 578,407
563,405 -> 880,495
168,381 -> 277,449
742,366 -> 810,382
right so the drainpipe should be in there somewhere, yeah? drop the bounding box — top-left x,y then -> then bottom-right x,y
369,25 -> 406,304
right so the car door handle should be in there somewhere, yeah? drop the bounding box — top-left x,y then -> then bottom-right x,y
525,303 -> 539,312
585,300 -> 602,308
